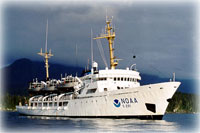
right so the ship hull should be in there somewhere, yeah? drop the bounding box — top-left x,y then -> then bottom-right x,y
16,82 -> 180,120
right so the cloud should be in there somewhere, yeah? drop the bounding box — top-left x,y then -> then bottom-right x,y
2,1 -> 198,79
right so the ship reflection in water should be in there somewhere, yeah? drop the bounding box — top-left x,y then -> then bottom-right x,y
3,112 -> 198,132
26,116 -> 178,132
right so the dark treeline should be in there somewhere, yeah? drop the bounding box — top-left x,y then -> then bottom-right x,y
1,93 -> 29,110
1,92 -> 199,113
166,92 -> 199,113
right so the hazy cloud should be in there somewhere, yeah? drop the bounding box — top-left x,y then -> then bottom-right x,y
2,1 -> 198,79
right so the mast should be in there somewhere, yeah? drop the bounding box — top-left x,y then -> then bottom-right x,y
94,16 -> 118,69
38,19 -> 53,81
91,28 -> 93,67
91,28 -> 94,74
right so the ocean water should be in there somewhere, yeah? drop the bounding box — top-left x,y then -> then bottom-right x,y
1,111 -> 199,132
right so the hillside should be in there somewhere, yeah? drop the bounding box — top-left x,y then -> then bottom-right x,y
2,58 -> 83,95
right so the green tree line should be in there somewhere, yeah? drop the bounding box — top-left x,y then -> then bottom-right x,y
1,93 -> 29,110
166,92 -> 199,113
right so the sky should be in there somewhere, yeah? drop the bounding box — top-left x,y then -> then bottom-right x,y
1,1 -> 199,80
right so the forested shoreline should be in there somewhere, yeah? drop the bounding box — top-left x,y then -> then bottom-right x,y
166,92 -> 198,113
1,92 -> 199,113
1,93 -> 29,110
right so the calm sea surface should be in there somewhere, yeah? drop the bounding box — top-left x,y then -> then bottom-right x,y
1,111 -> 199,132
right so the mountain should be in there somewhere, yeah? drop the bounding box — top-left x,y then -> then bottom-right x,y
2,58 -> 84,95
2,58 -> 197,96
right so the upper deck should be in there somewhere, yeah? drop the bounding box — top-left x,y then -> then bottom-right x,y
97,68 -> 141,80
79,67 -> 141,95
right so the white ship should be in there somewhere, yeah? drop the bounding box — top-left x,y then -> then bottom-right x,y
16,17 -> 181,120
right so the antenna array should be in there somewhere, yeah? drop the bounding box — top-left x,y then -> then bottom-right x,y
38,19 -> 53,81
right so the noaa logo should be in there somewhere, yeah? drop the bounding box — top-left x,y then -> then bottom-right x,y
113,99 -> 121,107
113,98 -> 138,108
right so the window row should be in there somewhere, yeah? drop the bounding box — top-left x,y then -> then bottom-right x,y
30,102 -> 68,107
96,77 -> 138,82
114,77 -> 138,82
117,86 -> 129,90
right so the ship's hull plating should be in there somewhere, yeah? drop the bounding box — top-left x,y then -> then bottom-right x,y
16,82 -> 180,120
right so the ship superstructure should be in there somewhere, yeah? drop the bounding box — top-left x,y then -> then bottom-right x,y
16,17 -> 181,120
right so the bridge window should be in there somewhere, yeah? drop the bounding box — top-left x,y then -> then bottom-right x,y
59,102 -> 62,107
113,77 -> 140,82
98,78 -> 107,81
38,103 -> 42,107
86,88 -> 97,94
54,102 -> 57,107
43,102 -> 47,107
132,79 -> 137,82
63,102 -> 68,106
49,102 -> 53,107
